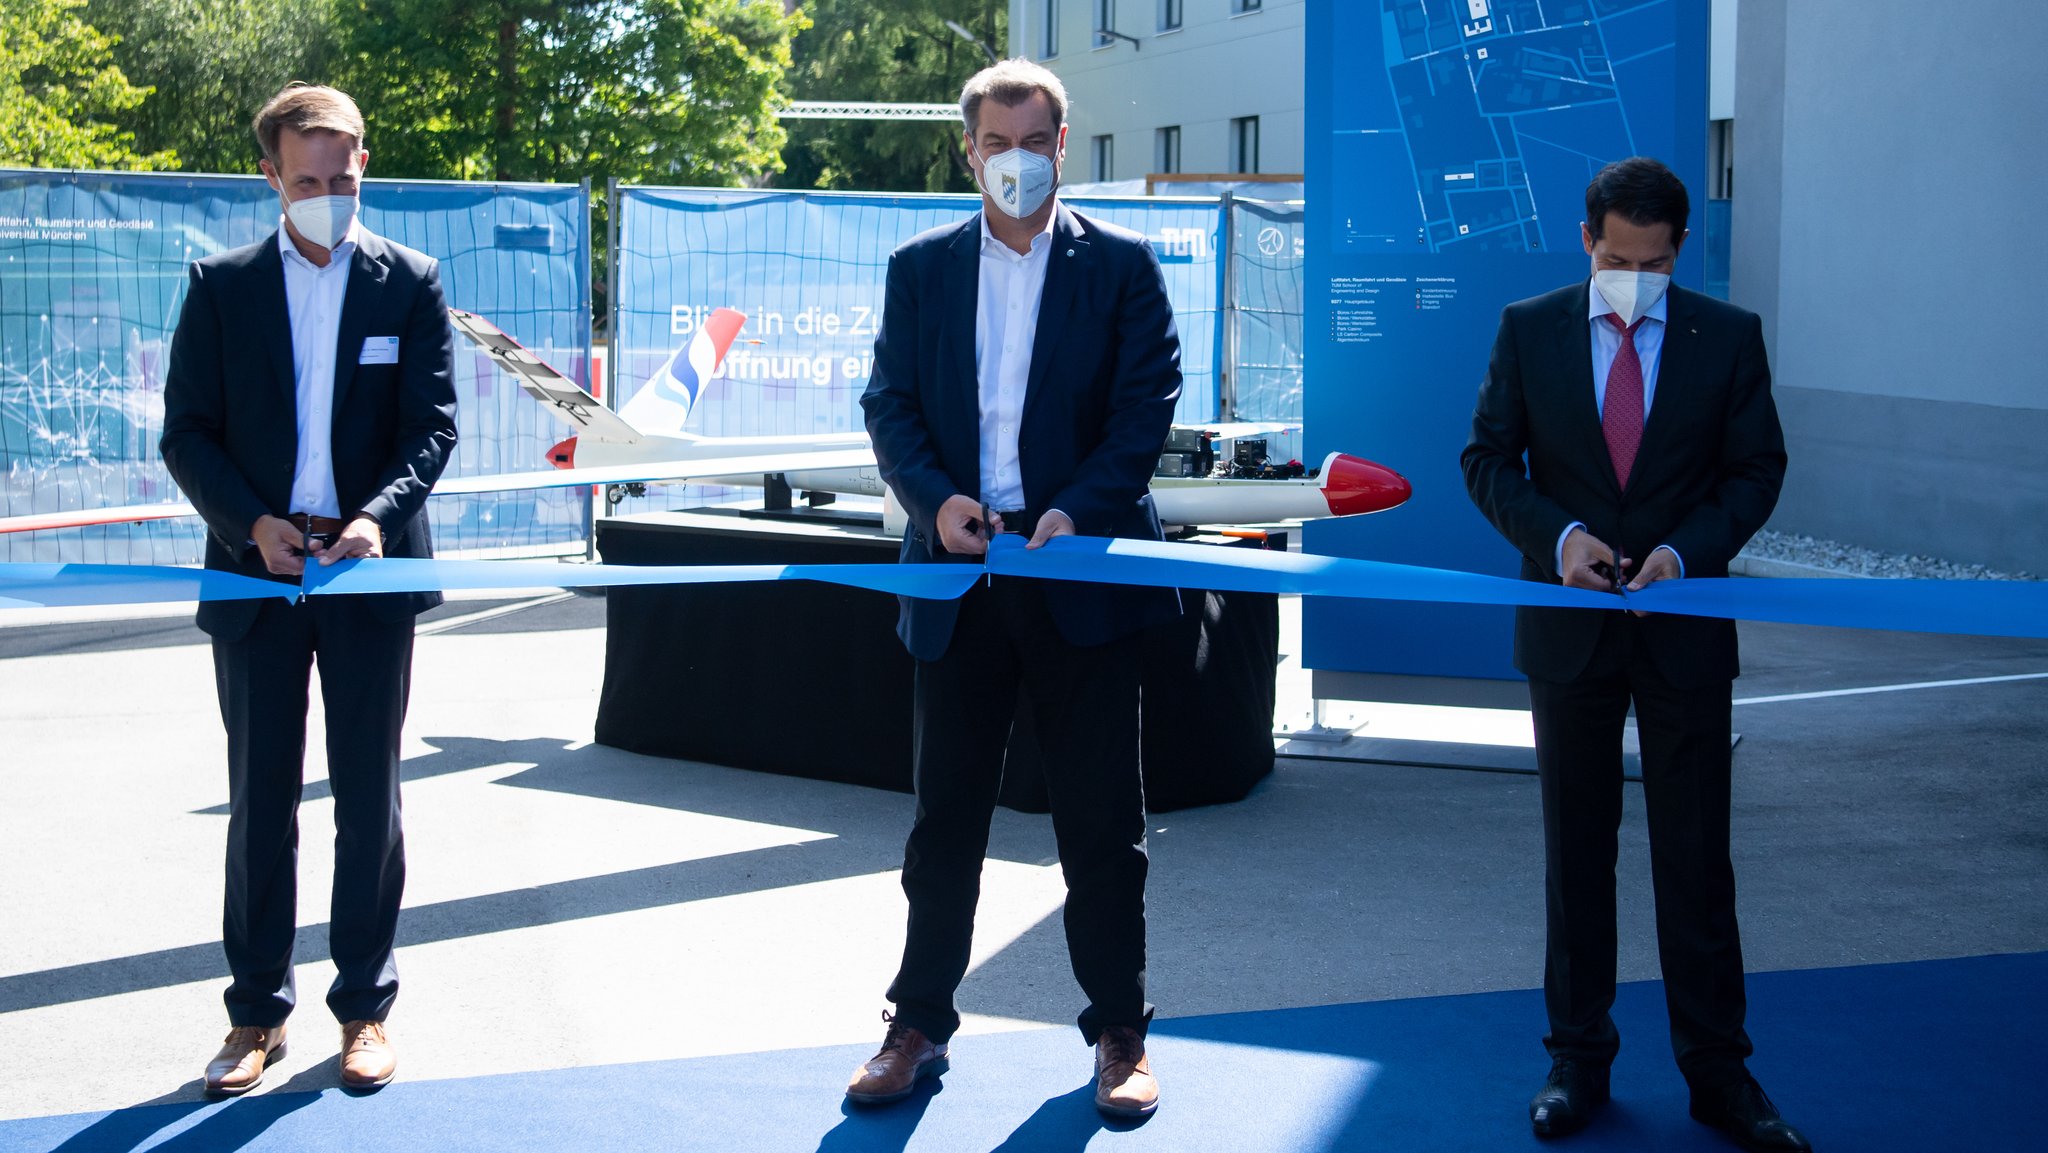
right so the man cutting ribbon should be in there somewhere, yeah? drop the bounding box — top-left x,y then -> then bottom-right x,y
1462,157 -> 1808,1152
853,57 -> 1183,1120
159,83 -> 458,1097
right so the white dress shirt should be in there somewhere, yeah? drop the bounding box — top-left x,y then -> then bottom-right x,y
973,210 -> 1056,511
279,218 -> 362,520
1556,278 -> 1684,576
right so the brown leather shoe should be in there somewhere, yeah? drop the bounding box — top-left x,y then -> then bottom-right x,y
339,1019 -> 397,1090
845,1011 -> 948,1105
1094,1025 -> 1159,1119
204,1025 -> 287,1096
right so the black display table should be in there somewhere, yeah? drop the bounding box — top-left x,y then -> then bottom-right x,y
594,508 -> 1279,811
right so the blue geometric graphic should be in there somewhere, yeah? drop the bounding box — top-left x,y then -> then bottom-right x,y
1304,0 -> 1707,681
1330,0 -> 1682,256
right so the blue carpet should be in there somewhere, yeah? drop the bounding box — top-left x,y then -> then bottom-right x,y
8,951 -> 2042,1152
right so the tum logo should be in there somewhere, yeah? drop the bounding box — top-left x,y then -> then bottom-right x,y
1154,226 -> 1210,258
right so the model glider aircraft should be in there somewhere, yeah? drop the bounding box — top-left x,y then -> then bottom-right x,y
0,308 -> 1409,535
445,307 -> 1410,527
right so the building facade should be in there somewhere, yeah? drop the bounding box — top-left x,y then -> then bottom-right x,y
1732,1 -> 2048,574
1006,0 -> 1305,181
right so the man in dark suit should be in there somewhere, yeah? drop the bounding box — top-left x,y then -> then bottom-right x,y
1463,157 -> 1809,1152
851,58 -> 1182,1120
160,84 -> 457,1096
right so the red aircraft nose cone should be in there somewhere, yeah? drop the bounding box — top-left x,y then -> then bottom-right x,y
1320,453 -> 1411,516
547,436 -> 578,468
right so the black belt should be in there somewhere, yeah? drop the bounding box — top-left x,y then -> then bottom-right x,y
285,512 -> 345,553
986,508 -> 1035,538
285,512 -> 345,536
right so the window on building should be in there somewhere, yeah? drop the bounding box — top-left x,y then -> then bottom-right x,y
1092,134 -> 1115,181
1155,126 -> 1181,175
1710,119 -> 1735,199
1231,115 -> 1260,174
1159,0 -> 1183,31
1040,0 -> 1058,58
1233,0 -> 1264,13
1095,0 -> 1115,48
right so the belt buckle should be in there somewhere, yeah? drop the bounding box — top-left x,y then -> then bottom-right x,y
287,513 -> 336,555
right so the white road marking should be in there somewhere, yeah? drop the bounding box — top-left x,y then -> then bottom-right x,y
1735,671 -> 2048,706
416,592 -> 577,636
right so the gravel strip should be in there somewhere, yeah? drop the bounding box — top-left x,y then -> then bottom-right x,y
1739,529 -> 2038,581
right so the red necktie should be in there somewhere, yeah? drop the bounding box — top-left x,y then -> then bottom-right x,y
1602,314 -> 1645,490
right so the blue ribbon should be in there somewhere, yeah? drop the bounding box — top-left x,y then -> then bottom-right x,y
984,535 -> 1618,610
3,540 -> 2044,641
299,555 -> 983,601
0,564 -> 292,610
1608,571 -> 2048,641
985,536 -> 2048,641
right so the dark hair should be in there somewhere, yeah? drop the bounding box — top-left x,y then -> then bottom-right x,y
1584,157 -> 1689,243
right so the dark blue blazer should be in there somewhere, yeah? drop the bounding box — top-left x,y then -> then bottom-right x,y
160,228 -> 459,640
860,204 -> 1184,661
1462,281 -> 1786,687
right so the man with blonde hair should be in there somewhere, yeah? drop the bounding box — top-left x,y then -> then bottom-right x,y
162,82 -> 457,1095
852,57 -> 1182,1119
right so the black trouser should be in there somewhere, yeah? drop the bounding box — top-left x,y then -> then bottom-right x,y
887,576 -> 1152,1045
1528,613 -> 1753,1091
213,596 -> 414,1027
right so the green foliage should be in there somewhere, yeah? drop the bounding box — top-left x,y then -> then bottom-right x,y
330,0 -> 805,185
0,0 -> 176,170
779,0 -> 1006,193
85,0 -> 335,175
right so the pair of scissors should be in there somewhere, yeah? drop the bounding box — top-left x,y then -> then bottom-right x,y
978,501 -> 996,585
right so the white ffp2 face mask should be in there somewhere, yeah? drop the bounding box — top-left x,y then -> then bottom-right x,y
1593,269 -> 1670,326
975,146 -> 1057,219
282,193 -> 358,250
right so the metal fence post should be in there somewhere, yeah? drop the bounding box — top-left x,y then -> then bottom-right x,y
605,179 -> 620,407
1217,191 -> 1237,421
590,177 -> 622,560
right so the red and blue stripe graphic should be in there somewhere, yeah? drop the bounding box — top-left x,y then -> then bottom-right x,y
647,308 -> 748,418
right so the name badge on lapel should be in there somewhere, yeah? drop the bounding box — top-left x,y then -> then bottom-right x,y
359,336 -> 400,365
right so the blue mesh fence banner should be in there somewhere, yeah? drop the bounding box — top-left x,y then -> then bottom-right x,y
0,168 -> 590,562
1227,197 -> 1306,461
609,187 -> 1223,513
372,179 -> 592,554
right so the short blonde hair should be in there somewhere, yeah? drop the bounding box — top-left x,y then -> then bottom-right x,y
253,84 -> 365,165
960,58 -> 1069,138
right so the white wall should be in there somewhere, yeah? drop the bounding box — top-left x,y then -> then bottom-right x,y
1733,0 -> 2048,572
1711,0 -> 1736,120
1750,0 -> 2048,411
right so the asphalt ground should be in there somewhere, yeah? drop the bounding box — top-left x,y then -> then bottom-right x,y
1,592 -> 2043,1126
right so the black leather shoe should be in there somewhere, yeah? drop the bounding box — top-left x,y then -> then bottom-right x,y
1529,1058 -> 1610,1137
1690,1077 -> 1812,1152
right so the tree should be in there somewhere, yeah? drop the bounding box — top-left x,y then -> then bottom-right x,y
777,0 -> 1005,193
0,0 -> 175,170
330,0 -> 805,185
84,0 -> 335,175
320,0 -> 803,331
